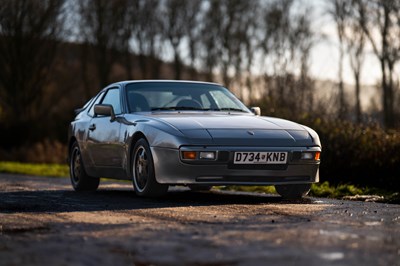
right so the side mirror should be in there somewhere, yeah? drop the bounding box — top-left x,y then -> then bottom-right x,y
94,104 -> 116,121
250,107 -> 261,116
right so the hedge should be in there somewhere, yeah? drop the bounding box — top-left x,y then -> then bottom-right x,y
303,118 -> 400,191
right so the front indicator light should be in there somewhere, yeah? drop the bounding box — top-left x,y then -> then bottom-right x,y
199,151 -> 215,160
182,151 -> 197,160
315,151 -> 321,160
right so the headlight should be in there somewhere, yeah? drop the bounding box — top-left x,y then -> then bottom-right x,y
301,152 -> 314,160
199,152 -> 216,160
181,150 -> 216,161
301,151 -> 320,160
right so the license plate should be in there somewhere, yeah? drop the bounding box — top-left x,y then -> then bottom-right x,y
233,152 -> 288,164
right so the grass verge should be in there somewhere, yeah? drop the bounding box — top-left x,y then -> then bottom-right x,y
0,161 -> 398,203
310,181 -> 399,203
0,161 -> 68,177
219,182 -> 399,204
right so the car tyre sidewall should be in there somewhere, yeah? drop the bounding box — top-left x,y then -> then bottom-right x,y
69,142 -> 99,191
132,138 -> 168,197
275,184 -> 311,199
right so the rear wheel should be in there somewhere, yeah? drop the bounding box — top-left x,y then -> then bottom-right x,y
275,184 -> 311,199
132,138 -> 168,197
69,142 -> 99,191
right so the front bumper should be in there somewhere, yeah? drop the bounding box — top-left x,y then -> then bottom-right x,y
151,146 -> 320,186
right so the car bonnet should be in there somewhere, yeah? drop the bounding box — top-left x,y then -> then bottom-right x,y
153,114 -> 317,147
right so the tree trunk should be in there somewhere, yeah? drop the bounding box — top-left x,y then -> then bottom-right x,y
338,42 -> 346,120
81,43 -> 92,99
173,48 -> 182,80
354,71 -> 362,123
381,60 -> 394,128
125,50 -> 133,80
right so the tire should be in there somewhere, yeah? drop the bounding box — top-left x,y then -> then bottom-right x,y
188,185 -> 213,192
69,142 -> 100,191
132,138 -> 168,197
275,184 -> 311,199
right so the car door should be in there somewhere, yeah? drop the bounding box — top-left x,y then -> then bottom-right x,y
86,87 -> 124,167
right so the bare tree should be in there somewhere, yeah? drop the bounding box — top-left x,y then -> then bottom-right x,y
329,0 -> 350,120
0,0 -> 65,146
346,1 -> 366,123
357,0 -> 400,128
163,0 -> 190,80
222,0 -> 259,92
260,0 -> 294,107
185,0 -> 203,80
291,9 -> 316,114
200,0 -> 223,81
199,0 -> 259,90
78,0 -> 129,88
131,0 -> 163,79
256,0 -> 317,116
242,3 -> 259,98
218,1 -> 243,87
120,3 -> 137,80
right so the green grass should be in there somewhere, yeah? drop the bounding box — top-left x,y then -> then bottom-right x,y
218,185 -> 277,194
0,161 -> 69,177
310,181 -> 366,198
218,181 -> 399,203
311,182 -> 400,203
219,182 -> 367,198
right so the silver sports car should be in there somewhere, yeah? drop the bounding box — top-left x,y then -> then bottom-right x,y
68,80 -> 321,198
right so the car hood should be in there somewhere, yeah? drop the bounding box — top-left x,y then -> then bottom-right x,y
148,113 -> 319,147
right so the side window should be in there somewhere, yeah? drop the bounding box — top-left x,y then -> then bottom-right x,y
101,88 -> 122,114
88,92 -> 105,117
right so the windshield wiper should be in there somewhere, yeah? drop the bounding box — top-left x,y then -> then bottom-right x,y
151,107 -> 247,112
152,106 -> 204,111
151,107 -> 177,111
210,107 -> 247,112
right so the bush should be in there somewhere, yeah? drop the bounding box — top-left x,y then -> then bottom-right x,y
300,117 -> 400,190
0,139 -> 67,164
253,101 -> 400,190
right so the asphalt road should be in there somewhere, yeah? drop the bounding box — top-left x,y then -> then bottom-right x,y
0,174 -> 399,266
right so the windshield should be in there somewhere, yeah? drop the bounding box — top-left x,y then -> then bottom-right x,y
125,82 -> 251,113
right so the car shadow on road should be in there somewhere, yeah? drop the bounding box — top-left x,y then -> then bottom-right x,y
0,187 -> 315,214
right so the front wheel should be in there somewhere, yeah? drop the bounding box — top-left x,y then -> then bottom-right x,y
132,138 -> 168,197
69,142 -> 99,191
275,184 -> 311,199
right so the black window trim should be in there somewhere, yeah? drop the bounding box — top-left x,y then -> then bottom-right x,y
100,86 -> 122,115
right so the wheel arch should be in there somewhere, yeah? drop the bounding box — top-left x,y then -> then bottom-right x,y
128,131 -> 148,178
67,136 -> 78,164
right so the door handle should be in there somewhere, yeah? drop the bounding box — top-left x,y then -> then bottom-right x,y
89,124 -> 96,131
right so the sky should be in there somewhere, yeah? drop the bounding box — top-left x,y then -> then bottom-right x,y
308,0 -> 383,86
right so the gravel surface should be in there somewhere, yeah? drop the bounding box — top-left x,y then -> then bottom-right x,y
0,174 -> 399,266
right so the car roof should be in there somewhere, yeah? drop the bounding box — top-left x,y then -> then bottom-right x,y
108,80 -> 222,87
